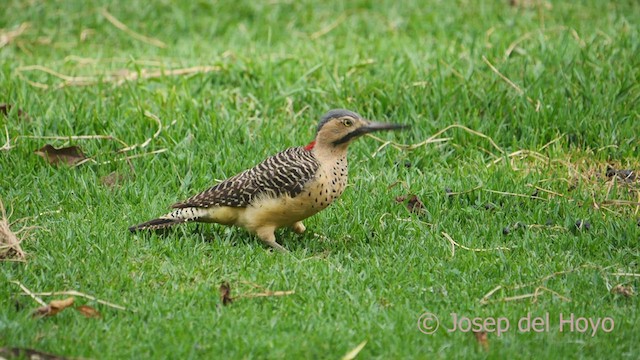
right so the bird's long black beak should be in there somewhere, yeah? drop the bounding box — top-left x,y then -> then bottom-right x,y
361,121 -> 408,134
333,120 -> 408,145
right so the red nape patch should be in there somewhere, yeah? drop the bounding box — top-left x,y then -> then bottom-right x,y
304,141 -> 316,151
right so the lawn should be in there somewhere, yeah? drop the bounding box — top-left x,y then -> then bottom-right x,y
1,0 -> 639,358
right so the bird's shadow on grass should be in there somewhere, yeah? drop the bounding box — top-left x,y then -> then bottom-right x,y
131,224 -> 335,255
136,224 -> 331,254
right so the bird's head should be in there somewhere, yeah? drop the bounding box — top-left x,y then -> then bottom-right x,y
313,109 -> 407,149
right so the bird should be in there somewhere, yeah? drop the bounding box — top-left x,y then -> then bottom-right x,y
129,109 -> 407,252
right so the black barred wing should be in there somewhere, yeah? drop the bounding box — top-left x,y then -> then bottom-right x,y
171,147 -> 320,208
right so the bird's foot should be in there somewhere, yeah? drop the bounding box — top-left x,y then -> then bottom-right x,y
291,221 -> 306,234
256,226 -> 288,253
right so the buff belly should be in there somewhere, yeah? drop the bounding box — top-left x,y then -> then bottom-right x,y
237,194 -> 327,233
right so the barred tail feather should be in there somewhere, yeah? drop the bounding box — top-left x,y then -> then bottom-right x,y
128,217 -> 185,231
128,207 -> 208,232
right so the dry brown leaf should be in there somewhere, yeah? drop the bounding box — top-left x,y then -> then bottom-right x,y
407,195 -> 426,214
0,347 -> 69,360
394,194 -> 426,214
0,103 -> 29,119
33,297 -> 75,317
76,304 -> 101,318
611,284 -> 635,297
0,199 -> 26,260
605,165 -> 637,182
34,144 -> 87,166
220,282 -> 233,306
396,194 -> 425,213
474,331 -> 489,352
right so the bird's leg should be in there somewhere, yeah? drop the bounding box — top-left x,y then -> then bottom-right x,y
291,221 -> 306,234
256,226 -> 288,253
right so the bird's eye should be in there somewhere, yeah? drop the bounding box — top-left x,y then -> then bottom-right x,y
342,118 -> 354,127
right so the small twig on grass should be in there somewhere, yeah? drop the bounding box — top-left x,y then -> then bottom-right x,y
378,213 -> 433,227
10,281 -> 47,307
12,280 -> 129,311
118,111 -> 163,153
482,56 -> 540,109
0,22 -> 29,48
479,264 -> 608,305
441,232 -> 510,258
539,134 -> 564,151
610,272 -> 640,278
96,149 -> 168,166
11,112 -> 170,166
233,280 -> 296,299
504,29 -> 538,58
234,290 -> 296,299
517,265 -> 605,290
483,55 -> 522,94
109,66 -> 221,86
480,285 -> 503,304
599,200 -> 640,207
526,184 -> 565,198
17,134 -> 130,148
222,280 -> 295,304
16,65 -> 95,83
488,149 -> 550,168
0,125 -> 11,151
64,55 -> 168,67
28,290 -> 128,311
368,123 -> 504,158
504,26 -> 584,58
69,157 -> 98,167
496,286 -> 572,304
480,285 -> 571,305
100,8 -> 167,48
16,65 -> 221,89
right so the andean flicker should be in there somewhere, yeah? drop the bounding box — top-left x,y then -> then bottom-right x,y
129,109 -> 406,252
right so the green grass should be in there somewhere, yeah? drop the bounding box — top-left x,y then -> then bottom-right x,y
1,0 -> 639,358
